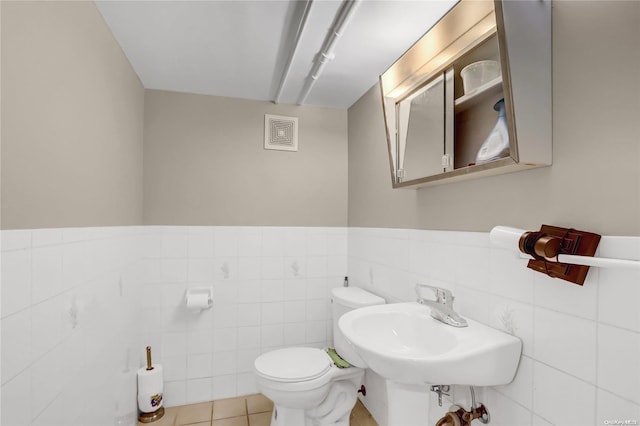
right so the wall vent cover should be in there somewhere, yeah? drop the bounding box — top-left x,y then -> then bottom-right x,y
265,114 -> 298,151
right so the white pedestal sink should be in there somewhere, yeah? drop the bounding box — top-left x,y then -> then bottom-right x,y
339,302 -> 522,426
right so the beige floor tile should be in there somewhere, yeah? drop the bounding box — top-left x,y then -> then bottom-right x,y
350,400 -> 378,426
212,416 -> 249,426
357,416 -> 379,426
138,406 -> 178,426
245,394 -> 274,414
162,392 -> 377,426
213,397 -> 248,419
350,417 -> 370,426
352,403 -> 366,415
175,401 -> 213,425
248,412 -> 271,426
166,406 -> 180,417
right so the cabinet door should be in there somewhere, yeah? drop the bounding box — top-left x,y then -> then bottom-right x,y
395,73 -> 448,182
380,0 -> 551,189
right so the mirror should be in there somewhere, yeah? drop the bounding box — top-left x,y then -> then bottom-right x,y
380,0 -> 552,188
397,73 -> 448,182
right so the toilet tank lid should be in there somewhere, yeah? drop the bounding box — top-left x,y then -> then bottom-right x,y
331,287 -> 385,308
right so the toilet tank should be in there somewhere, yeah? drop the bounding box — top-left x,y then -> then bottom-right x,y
331,287 -> 385,368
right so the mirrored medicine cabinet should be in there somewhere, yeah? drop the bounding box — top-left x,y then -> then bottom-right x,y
380,0 -> 552,188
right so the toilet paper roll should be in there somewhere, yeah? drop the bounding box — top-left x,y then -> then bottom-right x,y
489,226 -> 526,250
137,364 -> 163,413
186,293 -> 212,311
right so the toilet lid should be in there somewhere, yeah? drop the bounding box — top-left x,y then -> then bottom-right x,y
255,348 -> 332,382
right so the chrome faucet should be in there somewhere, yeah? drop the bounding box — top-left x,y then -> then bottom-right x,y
415,283 -> 468,327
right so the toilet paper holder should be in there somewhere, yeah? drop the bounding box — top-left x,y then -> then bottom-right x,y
185,287 -> 213,312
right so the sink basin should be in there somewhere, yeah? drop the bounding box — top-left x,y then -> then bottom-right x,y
338,302 -> 521,386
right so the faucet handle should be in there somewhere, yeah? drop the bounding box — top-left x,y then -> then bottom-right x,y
416,283 -> 454,305
416,283 -> 467,327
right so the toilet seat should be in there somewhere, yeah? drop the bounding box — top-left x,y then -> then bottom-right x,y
255,347 -> 332,383
254,287 -> 384,426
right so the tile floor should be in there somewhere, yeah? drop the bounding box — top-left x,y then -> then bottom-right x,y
138,394 -> 378,426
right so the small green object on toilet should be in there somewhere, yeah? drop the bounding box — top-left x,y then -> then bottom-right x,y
326,348 -> 350,368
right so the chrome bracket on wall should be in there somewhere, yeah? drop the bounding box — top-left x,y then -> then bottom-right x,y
430,384 -> 450,407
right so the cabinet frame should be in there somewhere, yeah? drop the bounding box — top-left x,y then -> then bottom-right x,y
380,0 -> 551,189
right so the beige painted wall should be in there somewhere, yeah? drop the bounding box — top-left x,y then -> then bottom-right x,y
1,1 -> 144,230
348,86 -> 418,228
144,90 -> 348,226
348,1 -> 640,236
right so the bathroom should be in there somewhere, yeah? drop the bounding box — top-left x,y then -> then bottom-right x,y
1,0 -> 639,425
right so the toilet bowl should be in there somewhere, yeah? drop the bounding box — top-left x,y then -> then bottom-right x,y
255,347 -> 363,426
254,287 -> 385,426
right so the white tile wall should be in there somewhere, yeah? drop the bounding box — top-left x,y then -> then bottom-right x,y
139,226 -> 346,407
2,225 -> 637,426
349,227 -> 640,426
1,227 -> 147,426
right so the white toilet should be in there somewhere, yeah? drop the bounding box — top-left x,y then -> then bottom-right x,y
254,287 -> 385,426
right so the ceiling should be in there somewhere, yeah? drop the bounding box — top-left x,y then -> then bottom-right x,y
96,0 -> 458,109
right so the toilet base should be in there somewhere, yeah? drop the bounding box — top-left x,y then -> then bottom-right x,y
268,378 -> 359,426
270,405 -> 305,426
269,405 -> 351,426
